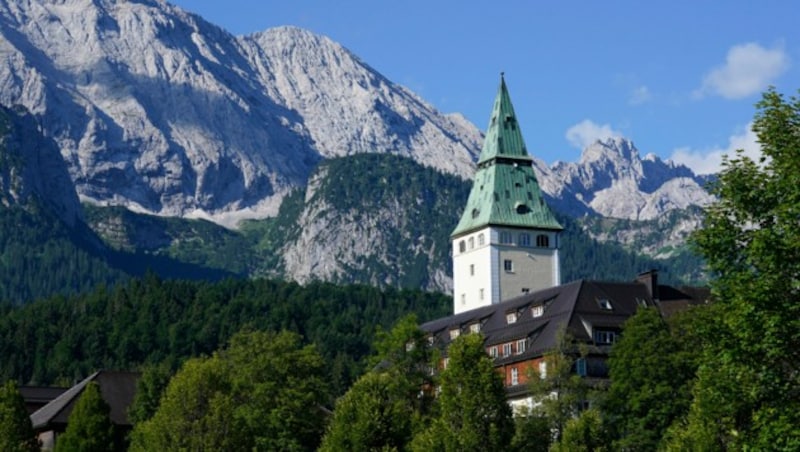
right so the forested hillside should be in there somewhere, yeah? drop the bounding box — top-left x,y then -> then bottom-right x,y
0,275 -> 450,395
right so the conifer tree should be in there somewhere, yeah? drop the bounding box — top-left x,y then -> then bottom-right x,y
0,380 -> 39,452
55,382 -> 115,452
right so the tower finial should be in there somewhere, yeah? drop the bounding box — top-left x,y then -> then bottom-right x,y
501,71 -> 505,79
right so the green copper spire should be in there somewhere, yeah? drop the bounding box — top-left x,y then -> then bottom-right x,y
452,75 -> 562,237
477,73 -> 533,164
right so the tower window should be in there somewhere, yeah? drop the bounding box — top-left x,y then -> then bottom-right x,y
468,237 -> 474,249
479,288 -> 484,300
478,233 -> 485,246
504,259 -> 514,273
519,233 -> 531,247
459,240 -> 466,253
500,232 -> 512,244
536,235 -> 549,248
470,264 -> 475,276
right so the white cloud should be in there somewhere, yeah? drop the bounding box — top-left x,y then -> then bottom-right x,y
694,43 -> 789,99
565,120 -> 622,149
669,123 -> 761,175
629,85 -> 652,105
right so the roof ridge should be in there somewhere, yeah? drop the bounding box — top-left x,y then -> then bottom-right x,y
30,371 -> 99,428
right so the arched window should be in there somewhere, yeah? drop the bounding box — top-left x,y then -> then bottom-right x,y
536,234 -> 549,248
459,240 -> 466,253
478,233 -> 485,246
468,237 -> 475,249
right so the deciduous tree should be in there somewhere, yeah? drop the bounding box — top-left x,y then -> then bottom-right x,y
321,315 -> 434,451
130,329 -> 330,451
411,333 -> 513,451
676,88 -> 800,449
0,380 -> 39,451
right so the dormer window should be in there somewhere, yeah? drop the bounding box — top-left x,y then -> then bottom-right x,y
470,323 -> 481,334
532,305 -> 544,318
598,299 -> 613,310
506,312 -> 517,324
516,339 -> 526,354
594,330 -> 617,344
449,328 -> 460,340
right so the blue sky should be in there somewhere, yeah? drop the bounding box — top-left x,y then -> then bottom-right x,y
170,0 -> 798,174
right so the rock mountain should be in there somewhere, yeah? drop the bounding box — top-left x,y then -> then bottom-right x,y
0,0 -> 481,226
0,0 -> 712,286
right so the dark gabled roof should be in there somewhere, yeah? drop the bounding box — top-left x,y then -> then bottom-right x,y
30,370 -> 139,430
421,278 -> 655,363
656,285 -> 711,318
19,386 -> 68,415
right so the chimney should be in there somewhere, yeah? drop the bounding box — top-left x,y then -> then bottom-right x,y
636,270 -> 659,302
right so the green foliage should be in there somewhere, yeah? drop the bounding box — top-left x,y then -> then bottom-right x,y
321,315 -> 434,451
84,204 -> 258,276
510,407 -> 551,452
0,204 -> 129,304
604,307 -> 703,450
127,360 -> 175,425
320,372 -> 414,452
412,334 -> 514,452
676,88 -> 800,449
130,330 -> 329,451
526,330 -> 590,443
0,275 -> 449,394
55,382 -> 115,452
0,380 -> 39,452
551,408 -> 608,452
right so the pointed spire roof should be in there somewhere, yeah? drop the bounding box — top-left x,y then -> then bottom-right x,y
477,73 -> 533,165
452,75 -> 562,237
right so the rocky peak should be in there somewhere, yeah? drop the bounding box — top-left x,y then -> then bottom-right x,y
536,138 -> 712,221
0,0 -> 480,227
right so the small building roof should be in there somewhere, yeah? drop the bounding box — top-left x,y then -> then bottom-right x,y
452,75 -> 561,237
19,386 -> 68,415
30,370 -> 139,430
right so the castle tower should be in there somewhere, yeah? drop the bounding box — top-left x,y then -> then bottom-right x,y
451,75 -> 563,314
